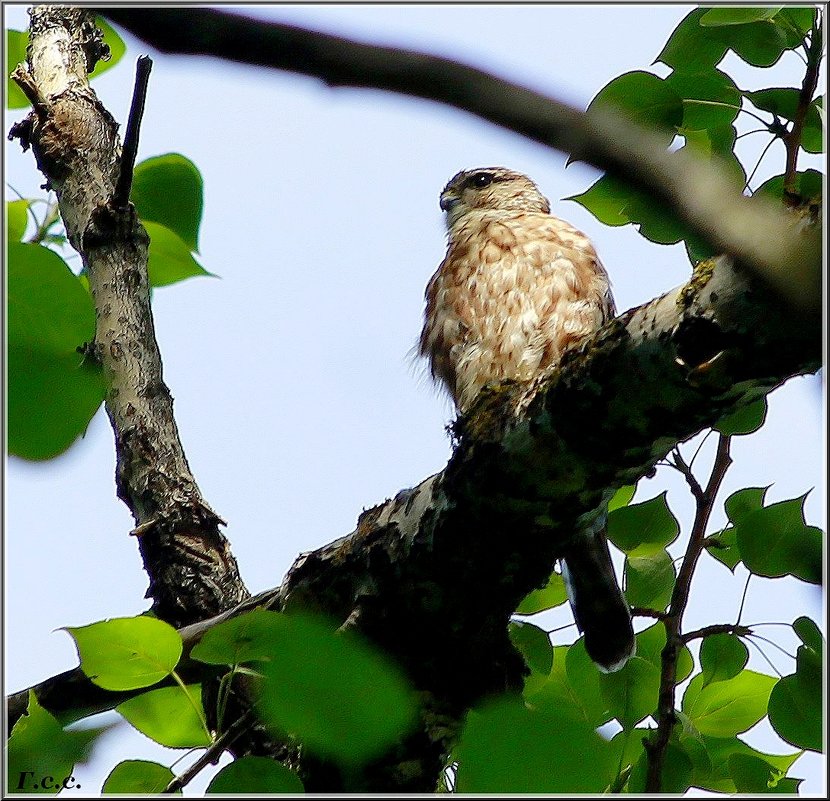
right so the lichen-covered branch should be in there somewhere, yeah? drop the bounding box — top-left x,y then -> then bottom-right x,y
100,6 -> 822,314
8,6 -> 248,625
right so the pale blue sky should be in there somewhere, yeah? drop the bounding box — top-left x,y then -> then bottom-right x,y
5,3 -> 825,795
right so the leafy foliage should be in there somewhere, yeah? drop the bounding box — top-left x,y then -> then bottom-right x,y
206,757 -> 304,794
67,616 -> 183,691
7,152 -> 209,459
7,243 -> 105,460
116,685 -> 211,748
570,5 -> 823,263
7,693 -> 107,795
194,610 -> 419,767
102,760 -> 178,794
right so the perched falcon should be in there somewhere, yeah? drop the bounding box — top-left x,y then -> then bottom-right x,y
419,167 -> 635,672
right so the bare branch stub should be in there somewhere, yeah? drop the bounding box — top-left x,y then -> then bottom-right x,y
9,6 -> 247,625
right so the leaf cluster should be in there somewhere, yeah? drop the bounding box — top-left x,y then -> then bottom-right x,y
568,6 -> 823,264
8,611 -> 419,794
7,25 -> 212,459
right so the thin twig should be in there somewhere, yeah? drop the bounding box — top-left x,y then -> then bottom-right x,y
631,607 -> 669,621
682,623 -> 752,643
113,55 -> 152,209
668,448 -> 704,502
644,434 -> 732,792
163,710 -> 253,793
782,10 -> 822,198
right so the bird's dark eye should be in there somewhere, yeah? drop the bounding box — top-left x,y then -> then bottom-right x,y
469,172 -> 494,189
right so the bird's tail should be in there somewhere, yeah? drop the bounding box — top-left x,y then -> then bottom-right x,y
561,525 -> 635,673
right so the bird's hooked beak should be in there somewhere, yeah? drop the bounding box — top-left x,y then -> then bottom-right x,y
439,190 -> 460,213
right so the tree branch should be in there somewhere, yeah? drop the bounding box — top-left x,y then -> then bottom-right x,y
682,623 -> 753,644
100,6 -> 821,315
783,10 -> 823,198
163,711 -> 253,794
8,6 -> 248,626
8,250 -> 819,786
645,434 -> 733,792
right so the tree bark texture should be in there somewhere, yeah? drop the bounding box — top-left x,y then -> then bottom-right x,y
8,250 -> 820,786
9,6 -> 248,626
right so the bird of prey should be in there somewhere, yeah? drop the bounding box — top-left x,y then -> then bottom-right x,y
419,166 -> 635,672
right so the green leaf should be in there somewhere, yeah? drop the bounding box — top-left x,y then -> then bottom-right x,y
700,8 -> 782,26
66,616 -> 183,691
775,7 -> 815,36
102,761 -> 178,794
728,752 -> 802,793
725,486 -> 769,523
515,571 -> 567,614
191,608 -> 287,666
746,86 -> 802,120
665,70 -> 741,129
608,484 -> 636,511
726,21 -> 793,67
526,644 -> 598,724
676,728 -> 714,792
144,221 -> 212,288
694,735 -> 801,793
7,29 -> 29,109
568,171 -> 694,245
8,243 -> 105,460
656,9 -> 731,73
705,525 -> 742,571
768,644 -> 822,751
607,492 -> 680,554
700,634 -> 749,687
802,96 -> 823,153
455,695 -> 616,793
609,728 -> 648,785
117,684 -> 210,748
7,692 -> 103,795
624,191 -> 690,245
566,174 -> 631,227
715,397 -> 768,435
734,493 -> 822,583
588,71 -> 683,146
682,670 -> 776,737
709,486 -> 783,573
508,621 -> 553,675
7,199 -> 30,241
253,611 -> 418,767
133,154 -> 204,252
88,17 -> 126,80
792,615 -> 824,654
563,639 -> 615,727
635,622 -> 694,683
599,656 -> 661,729
754,169 -> 823,201
206,757 -> 304,794
624,548 -> 675,610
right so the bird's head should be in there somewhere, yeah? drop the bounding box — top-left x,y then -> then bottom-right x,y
439,167 -> 551,230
